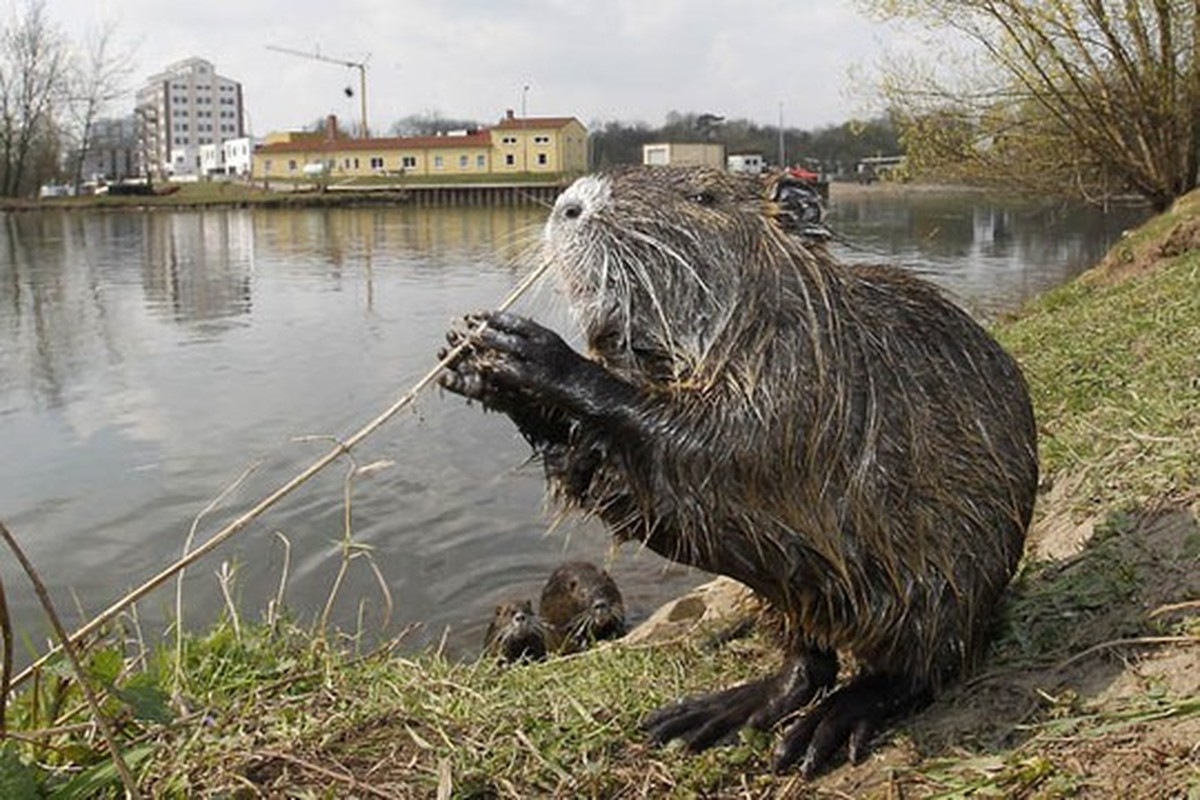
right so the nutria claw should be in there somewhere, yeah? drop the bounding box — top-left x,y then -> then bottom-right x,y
644,649 -> 839,760
772,675 -> 931,777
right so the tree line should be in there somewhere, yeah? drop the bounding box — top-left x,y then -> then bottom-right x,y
0,0 -> 131,198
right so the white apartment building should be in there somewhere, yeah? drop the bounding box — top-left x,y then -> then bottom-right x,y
135,57 -> 245,179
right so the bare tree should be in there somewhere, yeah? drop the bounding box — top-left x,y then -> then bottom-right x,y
0,0 -> 70,197
66,18 -> 133,190
862,0 -> 1200,210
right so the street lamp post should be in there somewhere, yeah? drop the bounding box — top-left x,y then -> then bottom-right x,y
778,101 -> 786,169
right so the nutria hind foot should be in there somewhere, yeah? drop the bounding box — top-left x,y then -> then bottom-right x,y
643,648 -> 838,753
773,673 -> 933,778
645,650 -> 932,777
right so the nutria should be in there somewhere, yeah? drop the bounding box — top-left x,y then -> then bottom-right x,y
440,165 -> 1038,776
482,598 -> 547,664
539,561 -> 626,653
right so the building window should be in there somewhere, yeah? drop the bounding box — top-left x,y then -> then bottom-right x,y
501,136 -> 518,145
533,135 -> 550,144
264,159 -> 272,172
370,156 -> 384,169
401,156 -> 417,168
434,155 -> 444,169
476,154 -> 486,168
505,153 -> 515,166
288,159 -> 297,172
459,154 -> 469,169
537,153 -> 548,166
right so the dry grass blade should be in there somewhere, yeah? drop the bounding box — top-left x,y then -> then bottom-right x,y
256,749 -> 398,799
1054,635 -> 1200,671
9,255 -> 555,692
0,521 -> 141,798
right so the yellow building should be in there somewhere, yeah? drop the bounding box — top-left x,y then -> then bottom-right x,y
252,112 -> 588,181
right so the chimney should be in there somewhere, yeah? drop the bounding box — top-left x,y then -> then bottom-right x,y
505,108 -> 515,121
326,115 -> 338,141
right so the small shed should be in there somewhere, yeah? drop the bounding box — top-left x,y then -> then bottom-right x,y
727,153 -> 765,174
642,142 -> 726,168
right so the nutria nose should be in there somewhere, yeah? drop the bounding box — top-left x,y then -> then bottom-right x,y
513,610 -> 531,624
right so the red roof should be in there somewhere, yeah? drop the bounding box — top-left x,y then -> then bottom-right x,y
257,130 -> 493,154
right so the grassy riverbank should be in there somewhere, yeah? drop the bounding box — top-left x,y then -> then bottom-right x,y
2,193 -> 1198,798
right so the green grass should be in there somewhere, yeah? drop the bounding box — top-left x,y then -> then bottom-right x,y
997,218 -> 1200,512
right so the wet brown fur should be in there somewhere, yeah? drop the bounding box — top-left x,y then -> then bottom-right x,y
534,166 -> 1039,692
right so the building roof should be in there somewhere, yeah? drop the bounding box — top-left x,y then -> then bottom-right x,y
493,116 -> 581,131
256,130 -> 494,154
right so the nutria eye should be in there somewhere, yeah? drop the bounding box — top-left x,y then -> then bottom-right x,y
688,191 -> 716,206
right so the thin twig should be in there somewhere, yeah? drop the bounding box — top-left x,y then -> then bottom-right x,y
0,521 -> 141,799
11,256 -> 553,691
256,748 -> 397,799
0,565 -> 10,735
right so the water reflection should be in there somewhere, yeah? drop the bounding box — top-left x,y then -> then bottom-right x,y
141,213 -> 254,326
0,192 -> 1149,664
828,188 -> 1147,316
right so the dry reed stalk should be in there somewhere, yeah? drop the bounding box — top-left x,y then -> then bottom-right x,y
174,461 -> 261,687
0,521 -> 141,798
11,256 -> 554,692
266,531 -> 293,630
316,450 -> 396,638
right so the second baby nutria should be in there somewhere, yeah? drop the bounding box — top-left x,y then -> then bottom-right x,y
538,561 -> 626,653
440,165 -> 1038,776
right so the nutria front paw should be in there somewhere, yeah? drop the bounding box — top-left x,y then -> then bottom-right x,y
439,311 -> 580,403
439,311 -> 639,424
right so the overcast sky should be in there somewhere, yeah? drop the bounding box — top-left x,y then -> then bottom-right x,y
53,0 -> 914,136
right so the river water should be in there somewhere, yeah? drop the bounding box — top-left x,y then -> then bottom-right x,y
0,188 -> 1147,661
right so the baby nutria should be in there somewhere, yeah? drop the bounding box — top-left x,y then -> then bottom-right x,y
440,165 -> 1038,776
482,598 -> 547,664
538,561 -> 626,653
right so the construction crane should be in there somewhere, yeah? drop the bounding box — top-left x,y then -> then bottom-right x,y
266,44 -> 371,137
